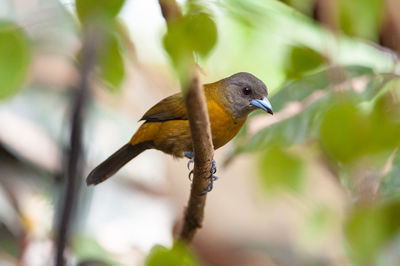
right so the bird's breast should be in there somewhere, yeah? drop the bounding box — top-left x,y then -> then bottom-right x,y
207,101 -> 246,149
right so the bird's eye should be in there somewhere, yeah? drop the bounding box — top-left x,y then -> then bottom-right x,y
242,87 -> 251,95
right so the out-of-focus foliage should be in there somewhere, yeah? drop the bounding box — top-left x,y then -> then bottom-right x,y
163,7 -> 217,86
0,222 -> 19,258
76,0 -> 125,23
0,22 -> 31,99
76,0 -> 127,92
145,242 -> 198,266
279,0 -> 314,16
259,146 -> 305,193
284,45 -> 326,79
98,28 -> 125,92
320,89 -> 400,164
345,201 -> 400,266
73,236 -> 120,266
380,150 -> 400,199
337,0 -> 384,41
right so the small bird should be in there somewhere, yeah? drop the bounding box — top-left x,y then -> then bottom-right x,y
86,72 -> 273,190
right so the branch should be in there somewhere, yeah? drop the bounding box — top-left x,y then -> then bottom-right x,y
158,0 -> 214,242
180,70 -> 214,242
55,27 -> 100,266
158,0 -> 182,24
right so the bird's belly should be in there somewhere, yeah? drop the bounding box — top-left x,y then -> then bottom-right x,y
130,120 -> 192,158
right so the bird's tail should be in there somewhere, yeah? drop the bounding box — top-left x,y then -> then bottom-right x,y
86,142 -> 151,186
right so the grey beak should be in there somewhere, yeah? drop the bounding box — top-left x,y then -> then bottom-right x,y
251,97 -> 273,115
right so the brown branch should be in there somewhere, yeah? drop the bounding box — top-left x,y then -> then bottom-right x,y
158,0 -> 214,242
158,0 -> 182,24
180,70 -> 214,242
55,27 -> 101,266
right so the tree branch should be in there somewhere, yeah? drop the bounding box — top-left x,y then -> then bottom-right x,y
158,0 -> 215,242
158,0 -> 182,24
180,70 -> 214,242
55,27 -> 100,266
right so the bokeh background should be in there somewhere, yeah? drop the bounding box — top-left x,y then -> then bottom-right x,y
1,0 -> 400,265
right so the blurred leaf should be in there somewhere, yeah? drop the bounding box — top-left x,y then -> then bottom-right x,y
305,206 -> 333,238
360,74 -> 400,101
320,85 -> 400,163
73,236 -> 121,266
163,12 -> 217,85
379,150 -> 400,199
345,201 -> 400,265
284,45 -> 325,79
0,22 -> 31,99
338,0 -> 384,41
0,222 -> 19,258
145,242 -> 198,266
320,102 -> 369,163
221,0 -> 267,29
76,0 -> 125,23
258,146 -> 305,193
98,31 -> 125,92
246,96 -> 330,153
271,65 -> 373,112
279,0 -> 314,16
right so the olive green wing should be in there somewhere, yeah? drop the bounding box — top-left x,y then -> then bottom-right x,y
140,93 -> 188,122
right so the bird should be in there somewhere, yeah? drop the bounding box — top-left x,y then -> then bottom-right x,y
86,72 -> 273,191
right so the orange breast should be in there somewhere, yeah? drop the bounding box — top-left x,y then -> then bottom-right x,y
207,100 -> 245,149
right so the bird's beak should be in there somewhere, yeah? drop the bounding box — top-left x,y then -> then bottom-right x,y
251,97 -> 273,115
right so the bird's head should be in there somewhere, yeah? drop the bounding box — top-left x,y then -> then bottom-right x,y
216,72 -> 273,119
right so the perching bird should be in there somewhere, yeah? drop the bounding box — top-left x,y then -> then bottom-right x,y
86,72 -> 273,191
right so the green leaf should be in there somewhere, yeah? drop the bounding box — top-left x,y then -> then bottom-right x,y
379,150 -> 400,199
76,0 -> 125,23
271,65 -> 373,112
284,45 -> 325,79
345,201 -> 400,265
163,12 -> 217,85
0,22 -> 31,99
245,95 -> 330,153
98,32 -> 125,92
73,236 -> 121,266
0,222 -> 19,258
145,242 -> 198,266
320,85 -> 400,163
320,102 -> 369,163
338,0 -> 384,41
279,0 -> 314,16
258,146 -> 305,193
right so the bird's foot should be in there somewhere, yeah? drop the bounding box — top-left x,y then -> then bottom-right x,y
185,153 -> 218,193
184,152 -> 194,170
201,159 -> 218,194
185,152 -> 195,180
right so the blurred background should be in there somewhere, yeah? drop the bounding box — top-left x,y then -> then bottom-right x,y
1,0 -> 400,265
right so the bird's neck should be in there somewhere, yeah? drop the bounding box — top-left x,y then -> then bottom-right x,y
204,82 -> 248,122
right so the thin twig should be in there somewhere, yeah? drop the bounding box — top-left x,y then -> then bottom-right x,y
55,27 -> 100,266
158,0 -> 215,242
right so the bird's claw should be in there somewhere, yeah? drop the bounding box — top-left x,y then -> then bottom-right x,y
200,159 -> 218,194
187,157 -> 194,170
184,152 -> 194,170
188,170 -> 194,181
186,154 -> 218,194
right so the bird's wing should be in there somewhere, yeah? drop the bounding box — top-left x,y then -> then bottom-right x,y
140,93 -> 188,122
